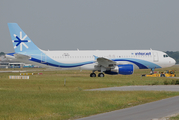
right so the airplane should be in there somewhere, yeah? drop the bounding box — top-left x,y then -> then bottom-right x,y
6,23 -> 176,77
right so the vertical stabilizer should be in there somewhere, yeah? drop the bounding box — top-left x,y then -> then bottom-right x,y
8,23 -> 40,53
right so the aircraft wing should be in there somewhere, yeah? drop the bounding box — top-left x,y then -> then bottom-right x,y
97,57 -> 116,68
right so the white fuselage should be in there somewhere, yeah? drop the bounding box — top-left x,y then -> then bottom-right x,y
37,49 -> 175,70
7,50 -> 175,71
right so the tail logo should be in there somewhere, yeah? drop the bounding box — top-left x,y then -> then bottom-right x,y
12,31 -> 31,51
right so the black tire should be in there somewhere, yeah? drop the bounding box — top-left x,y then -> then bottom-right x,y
98,73 -> 104,77
141,74 -> 146,77
90,73 -> 96,77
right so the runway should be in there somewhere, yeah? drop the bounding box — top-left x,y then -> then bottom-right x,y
0,71 -> 26,73
87,85 -> 179,92
77,85 -> 179,120
77,96 -> 179,120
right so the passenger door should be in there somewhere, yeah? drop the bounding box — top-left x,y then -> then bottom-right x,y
153,52 -> 159,62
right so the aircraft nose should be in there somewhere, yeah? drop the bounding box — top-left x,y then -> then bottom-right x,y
170,58 -> 176,65
174,59 -> 176,64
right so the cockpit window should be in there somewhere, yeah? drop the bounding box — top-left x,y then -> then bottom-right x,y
163,54 -> 169,58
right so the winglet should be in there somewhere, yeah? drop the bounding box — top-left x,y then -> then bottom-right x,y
93,55 -> 98,60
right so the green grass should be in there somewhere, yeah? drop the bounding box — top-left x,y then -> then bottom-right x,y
170,115 -> 179,120
0,66 -> 179,120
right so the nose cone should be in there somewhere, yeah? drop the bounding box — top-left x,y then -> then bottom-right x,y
170,58 -> 176,66
173,58 -> 176,64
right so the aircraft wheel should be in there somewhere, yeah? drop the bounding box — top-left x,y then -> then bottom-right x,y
90,73 -> 96,77
98,73 -> 104,77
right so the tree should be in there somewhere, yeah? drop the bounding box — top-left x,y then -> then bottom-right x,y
0,52 -> 5,56
165,51 -> 179,64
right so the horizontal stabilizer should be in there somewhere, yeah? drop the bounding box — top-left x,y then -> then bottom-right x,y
14,54 -> 31,60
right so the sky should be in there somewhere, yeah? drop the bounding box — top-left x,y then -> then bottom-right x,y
0,0 -> 179,52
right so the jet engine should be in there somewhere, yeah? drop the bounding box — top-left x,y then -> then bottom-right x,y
105,64 -> 134,75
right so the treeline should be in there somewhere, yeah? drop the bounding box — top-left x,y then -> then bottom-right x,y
0,52 -> 5,56
165,51 -> 179,64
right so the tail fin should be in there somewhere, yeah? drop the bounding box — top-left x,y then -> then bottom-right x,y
8,23 -> 40,53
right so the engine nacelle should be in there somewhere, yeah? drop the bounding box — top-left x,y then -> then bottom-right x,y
105,64 -> 134,75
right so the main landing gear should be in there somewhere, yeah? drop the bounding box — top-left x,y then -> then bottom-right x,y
90,73 -> 105,77
90,73 -> 96,77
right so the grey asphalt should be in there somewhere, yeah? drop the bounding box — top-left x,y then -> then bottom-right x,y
87,85 -> 179,92
77,85 -> 179,120
0,71 -> 27,73
77,96 -> 179,120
